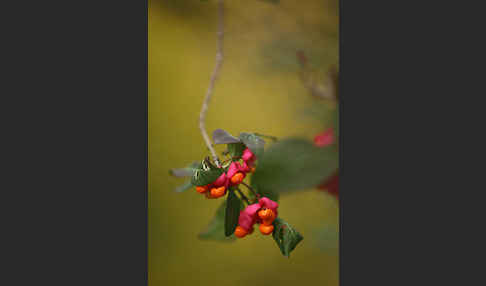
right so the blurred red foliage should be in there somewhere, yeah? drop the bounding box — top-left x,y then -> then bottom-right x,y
318,171 -> 338,199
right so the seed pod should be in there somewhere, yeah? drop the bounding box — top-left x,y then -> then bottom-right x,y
258,208 -> 275,221
210,186 -> 226,198
262,218 -> 275,226
259,224 -> 274,235
234,226 -> 248,238
195,185 -> 209,194
230,172 -> 245,185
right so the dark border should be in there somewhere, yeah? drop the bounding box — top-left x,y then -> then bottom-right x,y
3,1 -> 148,285
340,0 -> 445,284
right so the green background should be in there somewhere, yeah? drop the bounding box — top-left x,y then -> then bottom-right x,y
149,0 -> 339,285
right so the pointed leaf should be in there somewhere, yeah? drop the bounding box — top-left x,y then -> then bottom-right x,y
251,138 -> 338,194
201,157 -> 219,171
224,189 -> 241,236
191,167 -> 223,186
189,161 -> 203,169
174,180 -> 193,193
272,218 -> 304,257
170,168 -> 195,178
250,183 -> 279,202
254,132 -> 278,142
169,161 -> 201,177
198,201 -> 236,242
213,129 -> 241,144
227,142 -> 246,159
239,132 -> 265,159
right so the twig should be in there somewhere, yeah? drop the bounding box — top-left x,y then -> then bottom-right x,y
241,182 -> 260,199
199,0 -> 225,168
236,187 -> 250,205
220,158 -> 233,165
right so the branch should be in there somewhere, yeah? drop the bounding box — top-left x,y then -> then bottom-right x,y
236,187 -> 250,205
241,182 -> 260,199
199,0 -> 224,168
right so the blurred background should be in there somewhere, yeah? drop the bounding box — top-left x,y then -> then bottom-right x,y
149,0 -> 339,285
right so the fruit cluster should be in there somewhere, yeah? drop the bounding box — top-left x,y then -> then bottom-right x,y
195,148 -> 256,199
234,197 -> 279,238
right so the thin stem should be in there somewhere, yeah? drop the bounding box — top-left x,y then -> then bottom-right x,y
241,182 -> 260,199
199,0 -> 225,168
236,187 -> 250,205
220,158 -> 233,165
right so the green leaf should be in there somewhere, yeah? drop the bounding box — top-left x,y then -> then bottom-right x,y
272,218 -> 304,257
169,161 -> 201,177
201,157 -> 218,171
250,183 -> 279,202
251,138 -> 338,194
191,168 -> 223,186
189,161 -> 202,169
239,132 -> 265,159
174,180 -> 193,193
254,132 -> 278,142
191,160 -> 223,186
198,201 -> 236,242
224,189 -> 241,236
171,161 -> 202,193
213,129 -> 241,144
227,142 -> 246,159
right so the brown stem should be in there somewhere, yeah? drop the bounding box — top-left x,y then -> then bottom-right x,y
236,187 -> 250,205
199,0 -> 224,167
241,182 -> 260,199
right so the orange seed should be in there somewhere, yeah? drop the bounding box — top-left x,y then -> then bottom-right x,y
262,218 -> 275,226
230,172 -> 245,185
234,226 -> 248,238
196,185 -> 209,193
210,186 -> 226,198
259,224 -> 274,235
258,208 -> 275,221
